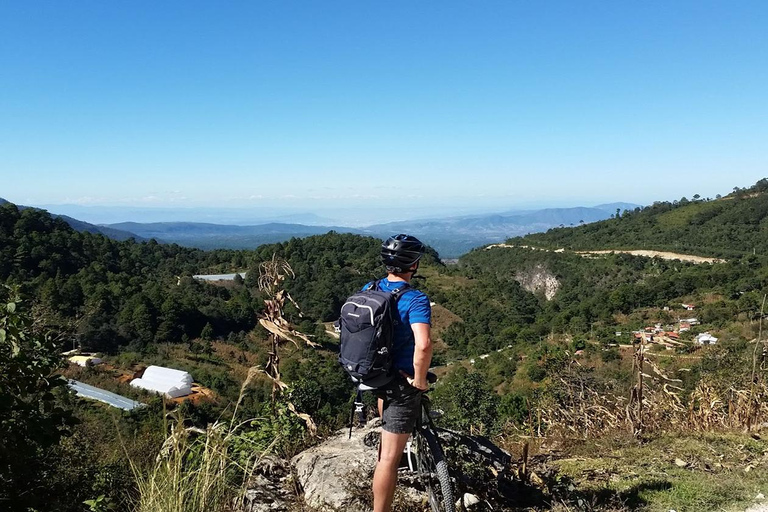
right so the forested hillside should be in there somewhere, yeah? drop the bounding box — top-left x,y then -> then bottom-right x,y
0,202 -> 419,354
0,197 -> 142,241
0,202 -> 260,352
458,245 -> 767,340
512,178 -> 768,257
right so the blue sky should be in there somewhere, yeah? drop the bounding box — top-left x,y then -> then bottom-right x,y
1,1 -> 766,215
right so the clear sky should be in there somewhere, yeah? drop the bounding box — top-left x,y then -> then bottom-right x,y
1,1 -> 766,214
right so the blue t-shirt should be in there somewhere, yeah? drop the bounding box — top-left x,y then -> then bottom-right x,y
364,278 -> 431,376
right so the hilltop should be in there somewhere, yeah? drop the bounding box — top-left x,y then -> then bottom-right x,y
0,197 -> 143,242
509,179 -> 768,258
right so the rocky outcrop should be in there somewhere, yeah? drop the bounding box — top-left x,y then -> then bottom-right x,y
515,264 -> 560,301
291,419 -> 383,511
288,419 -> 518,511
239,417 -> 526,511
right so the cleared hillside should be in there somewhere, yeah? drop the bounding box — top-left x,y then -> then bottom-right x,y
510,179 -> 768,258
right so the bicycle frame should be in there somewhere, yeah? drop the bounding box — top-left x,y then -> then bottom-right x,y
408,391 -> 455,512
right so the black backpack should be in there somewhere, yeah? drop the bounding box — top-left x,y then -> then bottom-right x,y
338,280 -> 408,388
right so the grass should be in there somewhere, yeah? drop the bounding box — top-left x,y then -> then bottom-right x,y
546,431 -> 768,511
128,368 -> 275,512
655,200 -> 722,229
131,419 -> 235,512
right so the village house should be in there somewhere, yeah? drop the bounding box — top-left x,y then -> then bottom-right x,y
695,332 -> 719,345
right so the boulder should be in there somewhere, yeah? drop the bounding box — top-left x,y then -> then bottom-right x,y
291,419 -> 382,511
290,418 -> 518,511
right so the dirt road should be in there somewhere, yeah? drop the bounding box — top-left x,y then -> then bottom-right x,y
577,249 -> 725,264
485,244 -> 725,264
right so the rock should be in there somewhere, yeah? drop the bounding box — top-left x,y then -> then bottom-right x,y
674,458 -> 687,468
756,492 -> 765,500
291,419 -> 382,511
290,419 -> 517,511
239,455 -> 293,512
515,264 -> 560,301
460,493 -> 481,508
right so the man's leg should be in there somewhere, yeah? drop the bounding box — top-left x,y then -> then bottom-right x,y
373,430 -> 410,512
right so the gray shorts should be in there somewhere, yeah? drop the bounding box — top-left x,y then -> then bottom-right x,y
376,377 -> 422,434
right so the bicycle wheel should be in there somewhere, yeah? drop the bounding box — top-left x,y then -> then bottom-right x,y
414,427 -> 455,512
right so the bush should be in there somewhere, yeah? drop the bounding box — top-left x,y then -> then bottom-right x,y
0,286 -> 78,511
432,367 -> 501,436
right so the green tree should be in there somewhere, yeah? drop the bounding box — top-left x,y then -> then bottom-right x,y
200,321 -> 214,341
432,367 -> 500,435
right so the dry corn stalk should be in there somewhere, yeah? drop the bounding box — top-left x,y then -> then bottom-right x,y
255,255 -> 318,435
534,351 -> 768,439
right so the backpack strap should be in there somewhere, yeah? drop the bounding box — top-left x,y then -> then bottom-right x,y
373,279 -> 410,300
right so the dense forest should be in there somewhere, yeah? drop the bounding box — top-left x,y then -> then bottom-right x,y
457,247 -> 768,342
3,191 -> 768,363
0,202 -> 404,354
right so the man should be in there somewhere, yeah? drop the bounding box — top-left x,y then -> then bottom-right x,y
372,234 -> 433,512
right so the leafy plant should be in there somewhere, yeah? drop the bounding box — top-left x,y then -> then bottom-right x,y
0,285 -> 77,510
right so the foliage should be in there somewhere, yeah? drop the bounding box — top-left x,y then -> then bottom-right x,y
460,242 -> 768,346
132,417 -> 238,512
432,367 -> 501,436
246,232 -> 386,322
0,286 -> 77,511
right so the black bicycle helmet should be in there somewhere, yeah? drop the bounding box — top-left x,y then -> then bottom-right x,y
381,234 -> 425,273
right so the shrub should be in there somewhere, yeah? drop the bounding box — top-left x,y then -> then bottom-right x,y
433,367 -> 501,436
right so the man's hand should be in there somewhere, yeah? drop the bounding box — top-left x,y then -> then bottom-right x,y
399,370 -> 429,391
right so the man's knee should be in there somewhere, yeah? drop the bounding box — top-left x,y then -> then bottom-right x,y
378,432 -> 409,466
377,448 -> 402,466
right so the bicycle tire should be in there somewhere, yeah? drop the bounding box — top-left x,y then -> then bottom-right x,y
415,427 -> 455,512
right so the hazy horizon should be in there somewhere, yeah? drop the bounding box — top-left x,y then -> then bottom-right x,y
2,195 -> 648,227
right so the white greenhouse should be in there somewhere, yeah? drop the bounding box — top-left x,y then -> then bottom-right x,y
130,365 -> 193,398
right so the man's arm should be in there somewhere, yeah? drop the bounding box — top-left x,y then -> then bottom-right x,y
409,322 -> 432,391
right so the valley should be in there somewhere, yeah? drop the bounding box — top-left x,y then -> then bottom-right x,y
2,179 -> 768,511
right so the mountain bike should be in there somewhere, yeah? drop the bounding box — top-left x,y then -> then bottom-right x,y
406,373 -> 456,512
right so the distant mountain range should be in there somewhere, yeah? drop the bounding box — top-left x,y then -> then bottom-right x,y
105,203 -> 641,257
362,203 -> 641,256
2,196 -> 642,257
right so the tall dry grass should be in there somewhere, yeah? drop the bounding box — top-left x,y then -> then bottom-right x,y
129,369 -> 275,512
535,353 -> 768,439
131,420 -> 234,512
